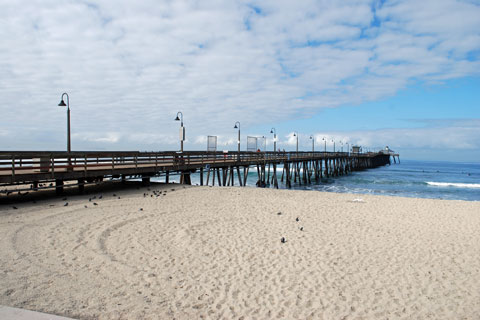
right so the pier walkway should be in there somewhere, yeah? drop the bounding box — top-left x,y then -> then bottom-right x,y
0,151 -> 400,193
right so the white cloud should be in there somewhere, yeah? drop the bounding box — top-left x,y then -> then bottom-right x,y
0,0 -> 479,152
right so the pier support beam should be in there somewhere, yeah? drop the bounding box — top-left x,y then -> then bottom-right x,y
55,179 -> 64,195
181,173 -> 192,185
78,179 -> 84,193
142,176 -> 150,186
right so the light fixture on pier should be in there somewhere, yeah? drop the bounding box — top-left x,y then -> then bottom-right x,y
293,132 -> 298,153
270,128 -> 276,153
310,135 -> 315,153
234,122 -> 240,160
175,111 -> 184,152
58,93 -> 71,154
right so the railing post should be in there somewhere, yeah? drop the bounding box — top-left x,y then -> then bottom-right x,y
51,154 -> 55,178
11,156 -> 15,182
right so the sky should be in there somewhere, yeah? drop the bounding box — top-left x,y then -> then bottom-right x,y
0,0 -> 479,162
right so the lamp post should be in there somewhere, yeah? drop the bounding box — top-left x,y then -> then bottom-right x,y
262,136 -> 266,152
346,142 -> 350,156
234,122 -> 240,160
340,140 -> 343,153
58,93 -> 71,153
322,137 -> 326,153
293,132 -> 298,153
270,128 -> 276,154
332,139 -> 335,153
174,111 -> 184,152
310,135 -> 315,153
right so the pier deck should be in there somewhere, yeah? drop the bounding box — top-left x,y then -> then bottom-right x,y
0,151 -> 400,193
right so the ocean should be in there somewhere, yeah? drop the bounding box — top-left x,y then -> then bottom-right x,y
155,159 -> 480,201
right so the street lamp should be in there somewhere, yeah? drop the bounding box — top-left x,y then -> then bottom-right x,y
346,142 -> 350,155
331,139 -> 335,153
262,135 -> 266,152
270,128 -> 276,153
340,140 -> 343,153
234,122 -> 240,159
293,132 -> 298,153
322,137 -> 326,153
310,135 -> 315,153
58,93 -> 71,153
174,111 -> 184,152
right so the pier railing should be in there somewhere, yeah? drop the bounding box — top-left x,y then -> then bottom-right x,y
1,151 -> 360,175
0,150 -> 399,190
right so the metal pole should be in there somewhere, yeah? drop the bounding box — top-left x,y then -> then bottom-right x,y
271,128 -> 276,154
294,132 -> 298,153
59,93 -> 71,168
67,102 -> 72,153
235,121 -> 240,161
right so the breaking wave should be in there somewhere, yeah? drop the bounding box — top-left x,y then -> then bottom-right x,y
426,182 -> 480,189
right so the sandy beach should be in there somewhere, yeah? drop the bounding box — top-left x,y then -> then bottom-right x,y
0,185 -> 479,319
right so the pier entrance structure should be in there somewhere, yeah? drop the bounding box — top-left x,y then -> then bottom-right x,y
0,150 -> 400,193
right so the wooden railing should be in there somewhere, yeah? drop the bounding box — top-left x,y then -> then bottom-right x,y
0,150 -> 388,187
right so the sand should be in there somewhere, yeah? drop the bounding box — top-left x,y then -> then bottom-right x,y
0,185 -> 479,319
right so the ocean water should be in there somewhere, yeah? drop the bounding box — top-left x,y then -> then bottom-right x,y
154,159 -> 480,201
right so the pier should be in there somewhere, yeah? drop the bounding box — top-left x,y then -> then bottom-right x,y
0,150 -> 399,194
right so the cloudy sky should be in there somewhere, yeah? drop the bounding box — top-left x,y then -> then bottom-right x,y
1,0 -> 479,161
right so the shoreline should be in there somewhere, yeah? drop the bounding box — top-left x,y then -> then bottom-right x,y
1,185 -> 479,319
2,180 -> 479,206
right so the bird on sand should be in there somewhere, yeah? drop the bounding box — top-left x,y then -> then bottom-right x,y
139,208 -> 143,211
64,202 -> 69,206
296,217 -> 299,222
281,237 -> 286,243
93,202 -> 98,206
12,206 -> 18,210
277,212 -> 282,215
300,227 -> 304,231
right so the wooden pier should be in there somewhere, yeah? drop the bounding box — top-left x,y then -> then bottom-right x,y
0,151 -> 400,194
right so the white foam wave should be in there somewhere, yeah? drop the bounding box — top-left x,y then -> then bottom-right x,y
426,182 -> 480,189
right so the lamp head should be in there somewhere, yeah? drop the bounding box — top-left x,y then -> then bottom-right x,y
270,129 -> 273,133
293,133 -> 296,137
174,115 -> 180,121
234,124 -> 238,129
58,99 -> 66,107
